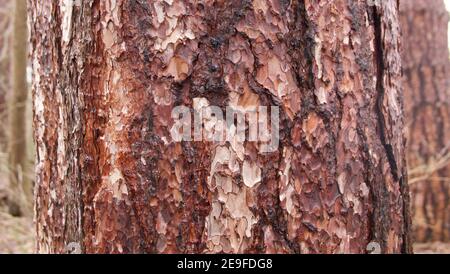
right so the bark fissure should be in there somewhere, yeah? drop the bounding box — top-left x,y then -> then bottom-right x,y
373,7 -> 399,182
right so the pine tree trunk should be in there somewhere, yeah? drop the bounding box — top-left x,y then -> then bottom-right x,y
400,0 -> 450,243
31,0 -> 411,254
8,0 -> 31,216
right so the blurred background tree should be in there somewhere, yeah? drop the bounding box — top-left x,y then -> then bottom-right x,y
0,0 -> 11,149
0,0 -> 12,207
400,0 -> 450,243
7,0 -> 31,217
0,0 -> 34,253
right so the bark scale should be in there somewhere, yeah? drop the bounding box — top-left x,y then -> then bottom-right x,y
400,0 -> 450,242
31,0 -> 411,254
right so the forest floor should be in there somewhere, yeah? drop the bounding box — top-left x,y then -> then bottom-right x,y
414,242 -> 450,254
0,180 -> 449,254
0,181 -> 34,254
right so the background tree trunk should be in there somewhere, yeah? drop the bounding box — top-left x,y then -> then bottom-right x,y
8,0 -> 31,217
0,0 -> 11,150
31,0 -> 411,254
400,0 -> 450,243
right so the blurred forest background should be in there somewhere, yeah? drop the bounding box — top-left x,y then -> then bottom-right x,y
0,0 -> 449,253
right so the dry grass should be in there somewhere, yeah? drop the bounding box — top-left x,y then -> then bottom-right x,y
414,242 -> 450,254
0,175 -> 33,254
408,145 -> 450,185
0,211 -> 33,254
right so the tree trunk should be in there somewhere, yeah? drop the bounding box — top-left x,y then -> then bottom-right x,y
31,0 -> 411,254
8,0 -> 31,217
400,0 -> 450,243
0,0 -> 11,150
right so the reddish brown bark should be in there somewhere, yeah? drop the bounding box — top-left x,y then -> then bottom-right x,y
400,0 -> 450,242
31,0 -> 411,254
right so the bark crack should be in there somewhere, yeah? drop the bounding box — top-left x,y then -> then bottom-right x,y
373,7 -> 399,182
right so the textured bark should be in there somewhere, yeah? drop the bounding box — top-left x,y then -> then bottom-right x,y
400,0 -> 450,242
8,0 -> 31,216
31,0 -> 411,254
